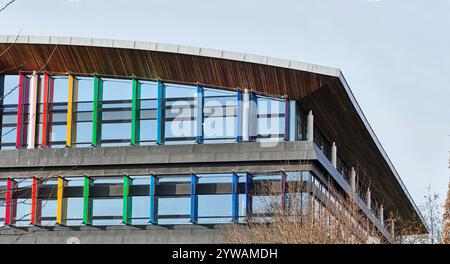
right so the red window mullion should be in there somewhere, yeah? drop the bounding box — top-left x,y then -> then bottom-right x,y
5,178 -> 18,226
41,74 -> 54,148
31,177 -> 42,226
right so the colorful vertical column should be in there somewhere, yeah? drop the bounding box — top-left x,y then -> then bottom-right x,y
156,80 -> 165,145
242,89 -> 250,141
122,175 -> 133,225
190,174 -> 199,224
27,71 -> 39,149
249,92 -> 258,142
280,171 -> 287,212
66,74 -> 79,147
4,178 -> 18,226
16,73 -> 29,149
149,175 -> 158,224
41,73 -> 55,148
131,79 -> 141,145
82,176 -> 94,225
245,172 -> 253,222
236,89 -> 243,142
231,172 -> 239,223
195,84 -> 204,144
288,100 -> 297,141
30,177 -> 42,226
284,98 -> 290,141
92,75 -> 103,147
0,75 -> 4,146
56,176 -> 68,225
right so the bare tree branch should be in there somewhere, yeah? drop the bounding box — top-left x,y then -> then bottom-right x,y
0,0 -> 16,13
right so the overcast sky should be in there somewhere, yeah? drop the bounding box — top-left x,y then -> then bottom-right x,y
1,0 -> 449,206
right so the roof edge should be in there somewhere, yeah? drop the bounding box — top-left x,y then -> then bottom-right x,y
337,71 -> 428,232
0,35 -> 342,77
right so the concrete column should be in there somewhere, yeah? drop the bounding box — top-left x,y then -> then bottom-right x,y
366,188 -> 371,210
331,142 -> 337,168
242,89 -> 250,141
27,71 -> 39,149
350,167 -> 356,193
380,205 -> 384,227
307,110 -> 314,141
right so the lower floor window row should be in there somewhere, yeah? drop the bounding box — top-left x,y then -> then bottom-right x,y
0,171 -> 321,227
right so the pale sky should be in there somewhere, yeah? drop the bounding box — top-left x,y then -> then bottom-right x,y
1,0 -> 449,206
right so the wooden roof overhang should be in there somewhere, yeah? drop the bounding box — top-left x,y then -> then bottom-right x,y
0,36 -> 427,233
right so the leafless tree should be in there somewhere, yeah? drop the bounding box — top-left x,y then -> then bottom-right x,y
225,174 -> 384,244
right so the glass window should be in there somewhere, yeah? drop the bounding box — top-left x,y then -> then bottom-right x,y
2,75 -> 20,105
91,177 -> 123,226
203,88 -> 237,143
251,173 -> 282,220
40,179 -> 58,226
49,76 -> 68,148
139,81 -> 158,144
165,84 -> 196,144
1,75 -> 20,149
35,75 -> 45,148
197,173 -> 232,224
74,77 -> 93,147
15,179 -> 33,226
157,175 -> 191,224
66,177 -> 84,226
100,78 -> 132,146
0,180 -> 6,227
129,175 -> 150,225
256,96 -> 285,142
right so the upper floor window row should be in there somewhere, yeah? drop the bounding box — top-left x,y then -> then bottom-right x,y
0,74 -> 301,150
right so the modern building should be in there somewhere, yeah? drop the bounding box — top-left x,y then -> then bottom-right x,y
0,35 -> 426,244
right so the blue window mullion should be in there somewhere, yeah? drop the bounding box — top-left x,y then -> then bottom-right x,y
190,174 -> 199,224
249,92 -> 257,142
245,172 -> 252,222
236,89 -> 243,142
232,172 -> 239,223
196,84 -> 204,144
157,80 -> 165,145
150,174 -> 158,224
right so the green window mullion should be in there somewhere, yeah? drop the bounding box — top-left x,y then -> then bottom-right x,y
92,75 -> 103,147
131,79 -> 141,145
82,176 -> 93,225
123,175 -> 133,225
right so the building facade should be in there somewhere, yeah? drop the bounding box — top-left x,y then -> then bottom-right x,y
0,36 -> 426,244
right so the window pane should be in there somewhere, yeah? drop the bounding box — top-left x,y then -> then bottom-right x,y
66,177 -> 84,226
256,96 -> 285,141
53,76 -> 68,103
141,81 -> 157,99
157,175 -> 190,224
102,78 -> 132,101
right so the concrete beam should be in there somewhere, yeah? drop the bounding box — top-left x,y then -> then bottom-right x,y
0,224 -> 235,244
0,141 -> 316,171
